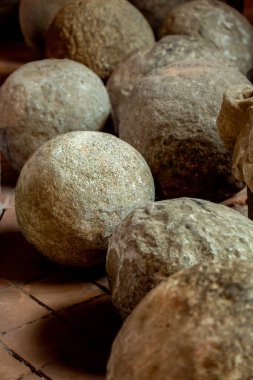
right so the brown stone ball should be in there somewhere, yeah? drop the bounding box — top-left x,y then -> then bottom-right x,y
15,131 -> 155,268
45,0 -> 155,79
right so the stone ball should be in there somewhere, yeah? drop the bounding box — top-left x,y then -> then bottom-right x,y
107,35 -> 232,132
107,259 -> 253,380
119,61 -> 250,201
0,59 -> 111,172
15,131 -> 155,268
159,0 -> 253,75
107,197 -> 253,318
19,0 -> 73,50
45,0 -> 155,79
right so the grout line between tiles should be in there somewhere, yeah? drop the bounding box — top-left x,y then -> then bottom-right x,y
92,280 -> 110,295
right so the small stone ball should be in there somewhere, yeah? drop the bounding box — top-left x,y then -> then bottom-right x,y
159,0 -> 253,75
119,61 -> 250,201
107,197 -> 253,318
107,259 -> 253,380
0,59 -> 111,171
45,0 -> 155,79
19,0 -> 73,50
15,131 -> 155,268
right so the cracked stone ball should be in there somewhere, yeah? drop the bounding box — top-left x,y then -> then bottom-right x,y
15,131 -> 155,268
0,59 -> 111,172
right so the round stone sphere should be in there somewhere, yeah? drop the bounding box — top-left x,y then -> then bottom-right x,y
0,59 -> 111,172
119,61 -> 250,201
107,259 -> 253,380
15,131 -> 155,268
19,0 -> 73,50
159,0 -> 253,75
107,35 -> 232,132
107,197 -> 253,318
45,0 -> 155,79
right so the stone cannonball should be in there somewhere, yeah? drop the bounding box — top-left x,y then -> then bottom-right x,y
0,59 -> 111,172
45,0 -> 155,79
119,61 -> 250,201
107,259 -> 253,380
15,131 -> 155,268
159,0 -> 253,75
107,197 -> 253,318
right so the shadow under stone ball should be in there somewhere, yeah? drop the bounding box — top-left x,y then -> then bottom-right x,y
119,61 -> 250,201
45,0 -> 155,79
0,59 -> 110,172
107,259 -> 253,380
15,131 -> 155,268
159,0 -> 253,76
107,197 -> 253,318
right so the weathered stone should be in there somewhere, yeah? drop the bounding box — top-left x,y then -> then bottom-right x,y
15,131 -> 155,268
159,0 -> 253,75
107,197 -> 253,318
107,35 -> 233,131
119,61 -> 250,201
107,259 -> 253,380
46,0 -> 155,79
0,59 -> 111,172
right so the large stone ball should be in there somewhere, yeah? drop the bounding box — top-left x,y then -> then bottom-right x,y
15,131 -> 155,268
159,0 -> 253,75
45,0 -> 155,79
119,61 -> 250,201
0,59 -> 111,172
107,198 -> 253,318
107,259 -> 253,380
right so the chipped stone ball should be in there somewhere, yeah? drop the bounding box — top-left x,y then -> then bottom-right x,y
159,0 -> 253,75
15,131 -> 155,268
19,0 -> 72,50
119,61 -> 250,201
107,35 -> 232,131
0,59 -> 111,172
107,197 -> 253,318
46,0 -> 155,79
107,259 -> 253,380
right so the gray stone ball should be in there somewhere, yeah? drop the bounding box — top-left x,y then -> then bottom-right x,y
107,197 -> 253,318
0,59 -> 111,172
107,259 -> 253,380
15,131 -> 155,268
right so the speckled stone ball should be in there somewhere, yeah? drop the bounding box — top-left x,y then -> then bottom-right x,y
107,259 -> 253,380
107,197 -> 253,318
46,0 -> 155,79
119,61 -> 250,201
159,0 -> 253,75
0,59 -> 111,172
15,131 -> 155,268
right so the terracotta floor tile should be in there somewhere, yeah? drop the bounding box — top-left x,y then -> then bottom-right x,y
42,360 -> 105,380
94,276 -> 109,291
0,287 -> 49,333
0,345 -> 32,380
0,186 -> 15,209
0,277 -> 12,290
21,374 -> 42,379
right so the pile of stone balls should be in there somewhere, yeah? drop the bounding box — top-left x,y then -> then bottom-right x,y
2,0 -> 253,378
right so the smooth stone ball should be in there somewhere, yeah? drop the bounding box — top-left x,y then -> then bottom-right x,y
0,59 -> 110,171
107,197 -> 253,318
107,259 -> 253,380
15,131 -> 155,268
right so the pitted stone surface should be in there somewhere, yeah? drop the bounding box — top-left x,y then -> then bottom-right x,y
0,59 -> 111,171
107,197 -> 253,318
107,259 -> 253,380
15,131 -> 155,268
119,61 -> 250,201
46,0 -> 155,79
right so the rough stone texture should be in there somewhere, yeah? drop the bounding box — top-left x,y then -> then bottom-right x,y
15,131 -> 155,268
45,0 -> 155,79
0,59 -> 111,172
159,0 -> 253,75
119,61 -> 250,201
107,259 -> 253,380
107,197 -> 253,318
107,35 -> 233,132
19,0 -> 73,50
